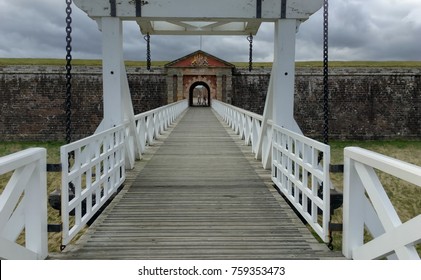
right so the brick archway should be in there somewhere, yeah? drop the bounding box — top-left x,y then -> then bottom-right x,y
165,50 -> 234,104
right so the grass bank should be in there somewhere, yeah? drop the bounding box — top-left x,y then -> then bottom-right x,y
1,58 -> 421,68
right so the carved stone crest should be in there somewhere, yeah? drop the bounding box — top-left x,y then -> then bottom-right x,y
191,54 -> 209,66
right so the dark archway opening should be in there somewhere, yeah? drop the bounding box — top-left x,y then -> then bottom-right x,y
189,82 -> 211,107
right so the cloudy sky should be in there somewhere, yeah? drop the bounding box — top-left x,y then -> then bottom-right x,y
0,0 -> 420,62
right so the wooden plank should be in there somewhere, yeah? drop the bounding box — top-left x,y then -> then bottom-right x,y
53,108 -> 344,260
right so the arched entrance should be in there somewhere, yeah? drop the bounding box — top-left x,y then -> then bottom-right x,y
189,82 -> 211,107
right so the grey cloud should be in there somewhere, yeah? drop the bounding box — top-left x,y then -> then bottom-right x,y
0,0 -> 420,62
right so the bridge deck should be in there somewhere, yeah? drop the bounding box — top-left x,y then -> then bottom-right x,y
55,107 -> 344,259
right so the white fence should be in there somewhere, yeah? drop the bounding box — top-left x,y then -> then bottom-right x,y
0,148 -> 48,260
343,147 -> 421,260
61,124 -> 127,246
212,100 -> 271,166
272,125 -> 331,242
133,100 -> 189,154
212,100 -> 331,243
61,100 -> 188,246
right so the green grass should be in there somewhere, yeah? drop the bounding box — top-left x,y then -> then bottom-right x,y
0,142 -> 65,252
327,140 -> 421,256
1,58 -> 421,68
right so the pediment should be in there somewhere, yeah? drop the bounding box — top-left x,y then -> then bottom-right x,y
165,50 -> 235,68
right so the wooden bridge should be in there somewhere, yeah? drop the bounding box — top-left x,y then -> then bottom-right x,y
51,107 -> 343,260
2,0 -> 420,262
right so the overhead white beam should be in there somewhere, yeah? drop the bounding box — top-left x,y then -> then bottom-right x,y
74,0 -> 323,35
138,20 -> 262,35
74,0 -> 323,19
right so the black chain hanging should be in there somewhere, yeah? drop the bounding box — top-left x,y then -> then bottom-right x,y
144,33 -> 151,71
247,34 -> 253,72
62,0 -> 74,252
322,0 -> 329,145
65,0 -> 73,145
322,0 -> 336,251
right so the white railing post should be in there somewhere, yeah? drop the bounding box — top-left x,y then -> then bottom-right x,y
342,155 -> 365,259
0,148 -> 48,260
343,147 -> 421,260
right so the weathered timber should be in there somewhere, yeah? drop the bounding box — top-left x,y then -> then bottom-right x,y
52,107 -> 345,260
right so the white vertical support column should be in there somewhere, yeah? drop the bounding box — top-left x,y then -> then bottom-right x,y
257,19 -> 302,169
97,17 -> 141,169
273,19 -> 302,134
101,17 -> 124,128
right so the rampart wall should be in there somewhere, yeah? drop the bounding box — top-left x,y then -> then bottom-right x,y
1,65 -> 420,141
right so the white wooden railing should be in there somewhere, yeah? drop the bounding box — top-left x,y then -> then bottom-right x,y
61,100 -> 188,246
212,100 -> 331,242
213,100 -> 274,170
60,124 -> 127,246
343,147 -> 421,260
0,148 -> 48,259
272,125 -> 331,242
133,100 -> 188,154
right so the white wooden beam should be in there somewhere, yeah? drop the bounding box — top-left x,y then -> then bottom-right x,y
74,0 -> 323,19
74,0 -> 323,35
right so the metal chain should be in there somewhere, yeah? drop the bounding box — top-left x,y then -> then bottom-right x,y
247,34 -> 253,72
322,0 -> 336,251
322,0 -> 329,145
144,33 -> 151,71
65,0 -> 73,145
62,0 -> 74,252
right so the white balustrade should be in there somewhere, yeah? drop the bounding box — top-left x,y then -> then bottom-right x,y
212,100 -> 263,157
0,148 -> 48,259
61,100 -> 188,246
133,100 -> 188,151
61,124 -> 127,246
212,100 -> 331,242
343,147 -> 421,260
272,125 -> 331,242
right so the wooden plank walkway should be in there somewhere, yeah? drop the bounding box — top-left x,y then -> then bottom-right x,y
54,107 -> 344,260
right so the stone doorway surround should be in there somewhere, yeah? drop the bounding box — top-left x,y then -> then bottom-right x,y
165,50 -> 234,105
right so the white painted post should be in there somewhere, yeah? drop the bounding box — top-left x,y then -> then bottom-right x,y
100,17 -> 124,129
342,153 -> 366,259
257,19 -> 303,169
97,17 -> 141,168
272,19 -> 302,134
24,149 -> 48,259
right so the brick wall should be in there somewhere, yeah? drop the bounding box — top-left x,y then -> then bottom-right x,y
1,65 -> 420,141
0,66 -> 167,141
232,67 -> 421,140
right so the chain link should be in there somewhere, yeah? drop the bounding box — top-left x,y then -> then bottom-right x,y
247,34 -> 253,72
144,33 -> 151,71
65,0 -> 73,145
322,0 -> 329,145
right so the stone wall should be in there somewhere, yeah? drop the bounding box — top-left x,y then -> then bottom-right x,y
232,67 -> 421,140
1,65 -> 420,141
0,65 -> 167,141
